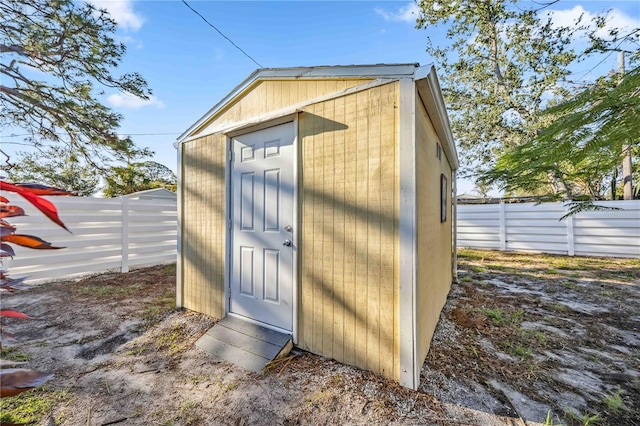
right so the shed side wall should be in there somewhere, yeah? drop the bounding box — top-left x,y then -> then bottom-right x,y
181,134 -> 227,318
298,81 -> 400,380
196,79 -> 373,136
415,94 -> 453,365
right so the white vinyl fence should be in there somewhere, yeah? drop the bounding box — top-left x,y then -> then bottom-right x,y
2,194 -> 177,282
457,200 -> 640,258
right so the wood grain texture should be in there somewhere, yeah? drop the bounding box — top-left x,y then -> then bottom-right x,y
298,81 -> 400,380
181,134 -> 226,318
414,96 -> 454,366
196,79 -> 372,137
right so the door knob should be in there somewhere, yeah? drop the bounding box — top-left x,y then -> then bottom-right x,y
282,239 -> 292,247
284,225 -> 293,232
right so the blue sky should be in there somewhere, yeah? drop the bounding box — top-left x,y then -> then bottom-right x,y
3,1 -> 640,194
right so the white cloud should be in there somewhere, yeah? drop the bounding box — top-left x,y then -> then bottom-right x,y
374,2 -> 420,23
546,5 -> 640,38
87,0 -> 145,31
107,93 -> 164,109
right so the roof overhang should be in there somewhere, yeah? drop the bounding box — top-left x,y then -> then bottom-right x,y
415,65 -> 460,170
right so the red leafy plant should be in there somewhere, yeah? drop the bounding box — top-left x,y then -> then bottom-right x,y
1,181 -> 71,398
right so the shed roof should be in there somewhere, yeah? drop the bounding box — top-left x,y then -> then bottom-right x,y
176,63 -> 458,169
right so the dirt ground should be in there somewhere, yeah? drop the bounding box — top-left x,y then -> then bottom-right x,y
1,249 -> 639,426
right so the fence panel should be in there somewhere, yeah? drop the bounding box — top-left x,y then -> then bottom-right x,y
457,200 -> 640,258
2,194 -> 177,282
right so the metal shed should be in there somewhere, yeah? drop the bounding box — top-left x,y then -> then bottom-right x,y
175,63 -> 459,390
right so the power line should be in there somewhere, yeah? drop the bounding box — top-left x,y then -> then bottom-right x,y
180,0 -> 263,68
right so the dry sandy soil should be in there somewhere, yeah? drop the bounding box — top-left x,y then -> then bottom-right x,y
1,249 -> 639,426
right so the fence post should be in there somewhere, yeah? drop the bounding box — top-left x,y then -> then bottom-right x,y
566,206 -> 575,256
499,202 -> 506,251
121,196 -> 130,273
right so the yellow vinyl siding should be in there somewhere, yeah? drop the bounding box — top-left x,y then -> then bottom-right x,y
181,134 -> 226,318
298,81 -> 400,380
194,79 -> 373,136
415,95 -> 453,364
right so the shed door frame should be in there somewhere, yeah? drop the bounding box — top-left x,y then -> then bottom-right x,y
223,114 -> 299,343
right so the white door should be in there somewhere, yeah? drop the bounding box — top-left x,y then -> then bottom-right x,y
230,123 -> 295,331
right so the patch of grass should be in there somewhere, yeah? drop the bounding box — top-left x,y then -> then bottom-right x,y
163,263 -> 176,274
543,410 -> 563,426
602,387 -> 625,414
156,323 -> 183,355
461,276 -> 473,283
0,347 -> 30,362
508,309 -> 524,324
565,409 -> 601,426
142,288 -> 176,324
470,265 -> 487,273
0,387 -> 68,425
502,340 -> 533,359
561,281 -> 578,289
80,284 -> 142,297
547,269 -> 559,275
484,307 -> 505,324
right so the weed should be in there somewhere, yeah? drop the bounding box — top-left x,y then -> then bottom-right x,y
533,331 -> 546,344
550,303 -> 567,312
602,387 -> 624,414
461,276 -> 472,283
163,263 -> 177,274
484,307 -> 505,324
156,323 -> 183,355
561,281 -> 578,289
502,340 -> 532,358
547,269 -> 559,275
0,347 -> 30,362
566,409 -> 601,426
508,309 -> 524,324
0,387 -> 68,425
469,345 -> 479,358
543,410 -> 563,426
125,346 -> 147,356
470,266 -> 487,273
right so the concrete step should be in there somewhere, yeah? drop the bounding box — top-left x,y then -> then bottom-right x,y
196,315 -> 292,373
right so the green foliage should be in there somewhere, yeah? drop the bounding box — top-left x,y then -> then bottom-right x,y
0,0 -> 151,166
0,387 -> 68,424
6,146 -> 100,196
416,0 -> 579,178
103,160 -> 177,197
602,387 -> 625,413
482,66 -> 640,202
415,0 -> 639,197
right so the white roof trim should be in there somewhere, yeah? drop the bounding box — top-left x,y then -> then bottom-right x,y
415,65 -> 460,170
175,64 -> 419,144
175,78 -> 398,146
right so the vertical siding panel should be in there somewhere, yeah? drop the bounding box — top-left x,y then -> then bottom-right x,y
312,103 -> 325,352
367,86 -> 382,373
342,93 -> 358,366
322,99 -> 336,357
300,109 -> 313,349
332,94 -> 346,361
354,89 -> 370,370
379,84 -> 396,377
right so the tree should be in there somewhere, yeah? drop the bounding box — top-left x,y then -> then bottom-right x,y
103,161 -> 177,197
0,0 -> 151,167
416,0 -> 582,182
480,65 -> 640,203
6,146 -> 100,196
